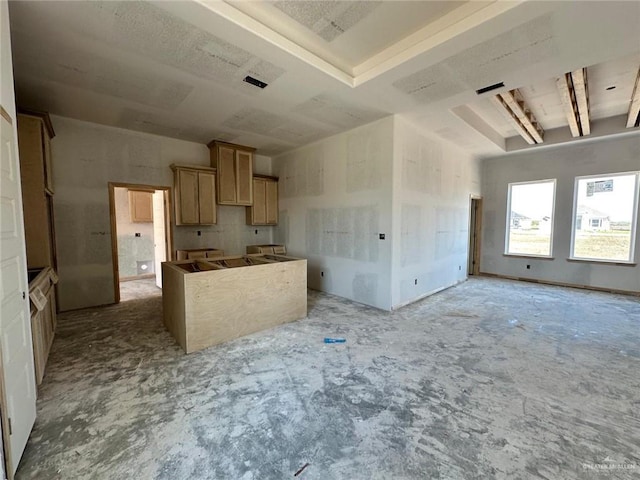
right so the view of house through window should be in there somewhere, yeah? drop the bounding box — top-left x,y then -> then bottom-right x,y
506,180 -> 556,256
572,172 -> 639,262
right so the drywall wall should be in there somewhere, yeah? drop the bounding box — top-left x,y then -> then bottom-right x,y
50,115 -> 273,311
391,117 -> 481,308
114,187 -> 154,278
273,117 -> 394,310
481,133 -> 640,293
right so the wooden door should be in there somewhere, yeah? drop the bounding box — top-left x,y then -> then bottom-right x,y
235,150 -> 253,205
177,169 -> 199,224
468,197 -> 482,275
197,172 -> 216,225
251,178 -> 266,224
265,180 -> 278,225
0,112 -> 37,476
217,146 -> 236,204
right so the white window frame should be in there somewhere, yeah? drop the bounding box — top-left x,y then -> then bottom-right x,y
504,179 -> 557,258
570,171 -> 640,263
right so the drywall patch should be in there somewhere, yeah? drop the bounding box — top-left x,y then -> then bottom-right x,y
272,1 -> 382,42
346,128 -> 382,192
11,31 -> 193,111
394,14 -> 555,101
278,146 -> 324,198
306,206 -> 379,261
401,205 -> 422,267
294,94 -> 386,130
274,210 -> 288,245
353,273 -> 378,306
87,2 -> 285,89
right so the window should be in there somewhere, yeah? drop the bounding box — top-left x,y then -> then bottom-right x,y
505,179 -> 556,257
571,172 -> 639,262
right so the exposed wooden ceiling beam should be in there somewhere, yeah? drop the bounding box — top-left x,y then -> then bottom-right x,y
492,89 -> 543,144
572,68 -> 590,135
627,67 -> 640,128
491,95 -> 536,145
556,74 -> 581,137
556,69 -> 592,137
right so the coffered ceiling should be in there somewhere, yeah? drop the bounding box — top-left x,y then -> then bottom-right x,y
8,1 -> 640,158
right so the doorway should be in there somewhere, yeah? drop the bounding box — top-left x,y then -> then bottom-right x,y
468,196 -> 482,276
108,183 -> 173,303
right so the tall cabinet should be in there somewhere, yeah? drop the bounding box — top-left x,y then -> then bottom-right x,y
246,175 -> 278,225
17,111 -> 56,270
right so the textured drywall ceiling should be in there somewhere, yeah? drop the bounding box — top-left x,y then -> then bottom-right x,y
8,0 -> 640,158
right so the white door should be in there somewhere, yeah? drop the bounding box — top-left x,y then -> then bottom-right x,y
0,113 -> 37,475
152,190 -> 166,288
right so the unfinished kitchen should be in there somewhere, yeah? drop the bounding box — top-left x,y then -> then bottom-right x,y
1,1 -> 639,479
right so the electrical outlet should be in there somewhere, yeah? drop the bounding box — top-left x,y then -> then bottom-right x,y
135,233 -> 141,237
197,230 -> 201,236
526,265 -> 531,269
255,229 -> 258,235
414,278 -> 417,285
321,271 -> 324,277
379,233 -> 385,240
459,265 -> 461,270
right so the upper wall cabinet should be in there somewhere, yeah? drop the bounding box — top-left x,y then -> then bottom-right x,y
17,110 -> 56,269
128,190 -> 153,223
171,165 -> 217,225
246,176 -> 278,226
208,140 -> 254,206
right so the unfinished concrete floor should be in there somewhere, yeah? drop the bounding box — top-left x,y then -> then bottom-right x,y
17,278 -> 640,479
119,277 -> 161,302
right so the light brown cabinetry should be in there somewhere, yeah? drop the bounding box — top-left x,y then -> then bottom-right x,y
176,248 -> 224,260
17,111 -> 56,270
246,176 -> 278,225
128,190 -> 153,223
172,165 -> 217,225
208,140 -> 255,206
29,267 -> 57,386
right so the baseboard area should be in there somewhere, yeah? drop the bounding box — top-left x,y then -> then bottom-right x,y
479,272 -> 640,297
120,273 -> 155,282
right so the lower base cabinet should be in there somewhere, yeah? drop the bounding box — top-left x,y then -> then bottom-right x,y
29,267 -> 57,386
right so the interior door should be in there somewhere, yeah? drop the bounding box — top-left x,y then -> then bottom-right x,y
152,190 -> 165,288
0,112 -> 37,475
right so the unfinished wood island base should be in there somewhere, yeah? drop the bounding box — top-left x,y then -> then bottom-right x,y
162,254 -> 307,353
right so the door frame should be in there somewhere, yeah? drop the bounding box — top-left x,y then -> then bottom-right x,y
468,195 -> 483,276
108,182 -> 173,303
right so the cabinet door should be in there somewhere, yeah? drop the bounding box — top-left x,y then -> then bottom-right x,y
235,150 -> 253,205
177,169 -> 199,224
265,180 -> 278,225
129,190 -> 153,222
42,128 -> 54,194
198,171 -> 217,224
251,178 -> 267,224
217,146 -> 237,204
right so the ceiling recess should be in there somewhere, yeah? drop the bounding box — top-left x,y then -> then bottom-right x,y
476,82 -> 505,95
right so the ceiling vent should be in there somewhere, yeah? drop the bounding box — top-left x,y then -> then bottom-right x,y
476,82 -> 505,95
243,76 -> 268,89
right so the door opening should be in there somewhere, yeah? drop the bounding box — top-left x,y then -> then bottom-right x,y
468,197 -> 482,276
108,183 -> 172,303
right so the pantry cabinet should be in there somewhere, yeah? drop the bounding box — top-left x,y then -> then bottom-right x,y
171,165 -> 217,225
208,140 -> 255,206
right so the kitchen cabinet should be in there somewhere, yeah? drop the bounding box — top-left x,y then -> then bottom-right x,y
162,254 -> 307,353
29,267 -> 58,386
128,189 -> 153,223
176,248 -> 224,260
17,111 -> 57,270
208,140 -> 255,206
246,244 -> 286,255
246,175 -> 278,225
171,165 -> 217,225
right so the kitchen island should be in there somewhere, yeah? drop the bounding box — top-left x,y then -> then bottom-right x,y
162,254 -> 307,353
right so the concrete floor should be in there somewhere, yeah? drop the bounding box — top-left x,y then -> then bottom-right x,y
119,277 -> 161,302
17,278 -> 640,479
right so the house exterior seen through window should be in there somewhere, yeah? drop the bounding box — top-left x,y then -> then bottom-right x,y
571,172 -> 639,262
505,179 -> 556,257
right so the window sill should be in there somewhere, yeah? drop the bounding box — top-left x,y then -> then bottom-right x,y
503,254 -> 554,260
567,258 -> 637,267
